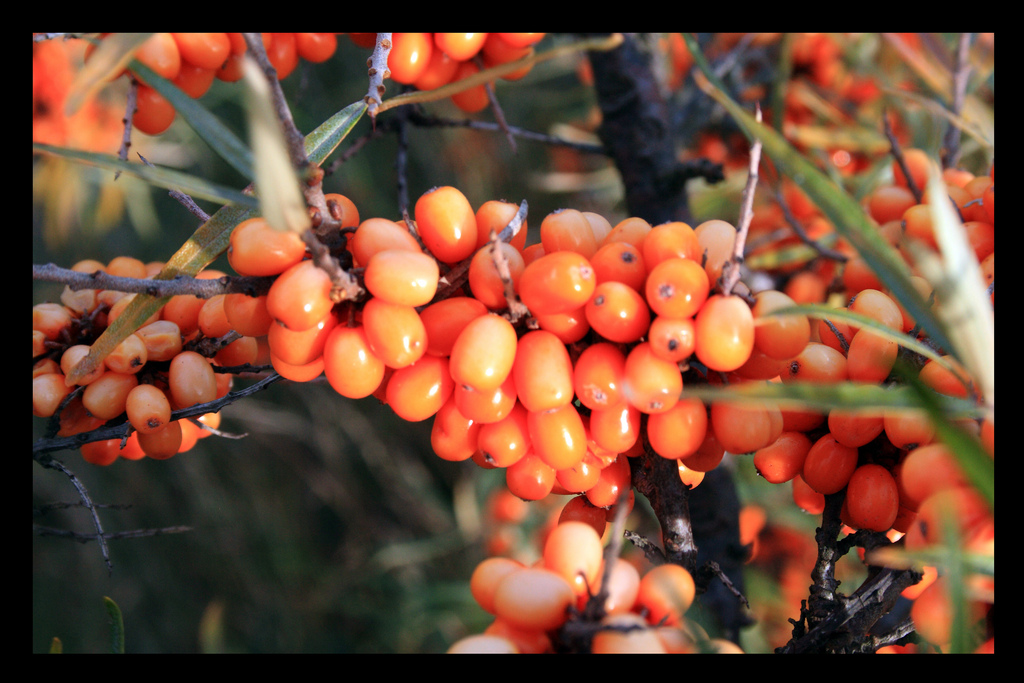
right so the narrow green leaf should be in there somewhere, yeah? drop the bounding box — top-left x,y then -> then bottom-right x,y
682,33 -> 955,358
241,56 -> 309,234
65,33 -> 151,116
303,100 -> 367,164
32,143 -> 258,210
129,60 -> 254,180
49,637 -> 63,654
103,596 -> 125,654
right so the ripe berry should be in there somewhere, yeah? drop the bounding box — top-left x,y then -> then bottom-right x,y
430,397 -> 481,462
388,33 -> 433,84
491,566 -> 574,632
228,216 -> 306,276
266,259 -> 334,331
434,33 -> 488,61
171,33 -> 231,70
505,450 -> 556,501
361,298 -> 427,369
585,281 -> 650,343
137,420 -> 183,460
385,355 -> 454,422
419,296 -> 488,357
476,402 -> 532,468
845,463 -> 899,532
635,564 -> 695,627
470,556 -> 526,615
802,433 -> 859,495
694,295 -> 755,372
364,249 -> 439,307
710,400 -> 782,455
622,342 -> 682,414
414,186 -> 478,264
540,208 -> 598,258
468,241 -> 525,310
646,398 -> 708,460
168,351 -> 217,409
752,289 -> 810,360
588,403 -> 641,454
645,257 -> 709,319
542,521 -> 604,599
527,403 -> 587,471
322,325 -> 385,399
518,251 -> 596,317
753,431 -> 812,484
82,370 -> 138,420
573,342 -> 627,411
449,313 -> 518,391
125,384 -> 172,434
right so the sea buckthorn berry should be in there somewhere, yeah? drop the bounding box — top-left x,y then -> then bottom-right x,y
132,33 -> 181,82
133,84 -> 176,136
534,307 -> 591,344
137,420 -> 183,460
893,148 -> 931,192
360,298 -> 427,369
588,403 -> 641,454
449,313 -> 518,391
481,34 -> 534,79
419,297 -> 488,357
585,454 -> 632,508
414,186 -> 478,264
80,439 -> 122,467
694,219 -> 737,285
918,355 -> 973,398
792,474 -> 826,514
223,293 -> 275,338
107,293 -> 160,328
197,294 -> 233,339
413,46 -> 460,92
33,373 -> 73,418
573,342 -> 627,411
385,355 -> 454,423
622,342 -> 682,414
33,302 -> 73,341
228,216 -> 306,276
585,281 -> 650,343
827,409 -> 884,448
848,289 -> 902,332
364,249 -> 439,307
171,33 -> 231,70
591,613 -> 667,654
752,289 -> 810,360
495,33 -> 545,49
323,193 -> 360,229
434,33 -> 488,61
471,557 -> 526,615
105,256 -> 148,279
527,403 -> 588,471
845,463 -> 899,532
694,295 -> 755,372
468,241 -> 525,310
430,397 -> 481,462
454,372 -> 516,424
846,329 -> 898,383
350,217 -> 422,266
645,257 -> 709,319
492,566 -> 574,632
294,32 -> 337,63
801,433 -> 859,495
647,316 -> 696,364
540,208 -> 598,259
783,342 -> 848,384
322,325 -> 385,399
387,33 -> 433,84
558,494 -> 608,537
710,400 -> 783,455
602,216 -> 652,250
125,383 -> 172,434
896,443 -> 967,511
449,60 -> 491,113
505,450 -> 556,501
162,294 -> 205,337
476,402 -> 532,468
785,270 -> 828,305
866,184 -> 917,224
883,409 -> 935,449
556,453 -> 604,495
906,485 -> 991,551
543,521 -> 604,599
910,575 -> 986,648
643,221 -> 701,268
590,241 -> 647,292
61,345 -> 105,386
266,259 -> 334,331
168,351 -> 217,409
474,199 -> 528,251
646,398 -> 708,460
265,33 -> 298,79
518,251 -> 596,316
134,320 -> 183,362
268,312 -> 339,366
82,370 -> 138,420
447,634 -> 521,655
753,431 -> 812,484
679,428 -> 726,473
270,353 -> 324,383
636,564 -> 695,627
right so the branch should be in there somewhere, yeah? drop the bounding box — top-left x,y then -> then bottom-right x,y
33,263 -> 274,298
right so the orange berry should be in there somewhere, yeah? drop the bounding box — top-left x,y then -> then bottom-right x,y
476,402 -> 532,468
137,420 -> 183,460
558,494 -> 608,537
80,439 -> 122,467
267,311 -> 338,366
449,313 -> 518,391
845,463 -> 899,532
585,454 -> 632,508
542,521 -> 604,598
388,33 -> 433,84
846,329 -> 899,383
265,33 -> 298,79
896,443 -> 968,512
294,32 -> 337,63
419,296 -> 488,357
585,281 -> 651,343
468,241 -> 525,310
364,249 -> 439,306
636,564 -> 695,627
534,306 -> 591,344
505,450 -> 556,501
350,217 -> 421,266
361,298 -> 427,369
430,397 -> 481,462
33,373 -> 73,418
171,32 -> 231,70
694,295 -> 755,372
454,372 -> 517,424
591,613 -> 667,654
135,320 -> 183,362
573,342 -> 627,411
133,84 -> 176,136
222,293 -> 274,338
385,355 -> 454,422
474,199 -> 528,251
527,403 -> 588,471
492,566 -> 574,632
588,403 -> 641,455
694,219 -> 737,285
412,46 -> 460,91
892,148 -> 931,193
540,208 -> 598,258
783,342 -> 848,384
518,251 -> 596,316
322,325 -> 385,399
827,409 -> 884,448
266,259 -> 334,331
918,355 -> 973,399
434,33 -> 487,61
556,453 -> 604,495
168,351 -> 217,409
270,353 -> 324,382
802,433 -> 859,495
470,556 -> 525,614
590,241 -> 647,292
710,400 -> 783,455
449,60 -> 491,113
752,289 -> 810,360
125,383 -> 172,434
415,186 -> 478,264
643,221 -> 702,268
792,474 -> 826,514
82,370 -> 138,420
602,216 -> 652,250
646,398 -> 708,460
645,257 -> 709,319
753,431 -> 813,484
622,342 -> 682,414
228,216 -> 307,276
883,409 -> 935,449
647,316 -> 696,364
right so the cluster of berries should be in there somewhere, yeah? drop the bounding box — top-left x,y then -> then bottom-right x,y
347,33 -> 545,113
90,33 -> 339,136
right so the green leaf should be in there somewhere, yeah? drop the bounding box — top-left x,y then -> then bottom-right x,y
104,596 -> 125,654
65,33 -> 152,116
129,59 -> 254,180
32,143 -> 258,210
682,33 -> 955,358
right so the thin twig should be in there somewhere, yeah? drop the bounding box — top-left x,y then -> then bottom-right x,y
33,263 -> 274,298
720,104 -> 762,296
33,455 -> 113,574
941,33 -> 972,170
